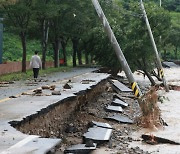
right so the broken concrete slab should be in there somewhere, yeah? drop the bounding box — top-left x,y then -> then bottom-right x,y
106,105 -> 123,113
63,83 -> 72,89
112,98 -> 128,108
1,135 -> 61,154
51,91 -> 61,95
91,121 -> 112,129
64,143 -> 97,154
106,114 -> 133,124
83,126 -> 112,142
111,79 -> 132,92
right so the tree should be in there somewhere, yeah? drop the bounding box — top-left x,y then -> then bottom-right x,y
49,0 -> 70,67
0,0 -> 33,72
92,0 -> 171,84
33,0 -> 56,69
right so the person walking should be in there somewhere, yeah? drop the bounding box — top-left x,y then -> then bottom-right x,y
30,51 -> 42,81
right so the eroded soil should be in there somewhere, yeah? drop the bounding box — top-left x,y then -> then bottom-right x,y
11,79 -> 149,154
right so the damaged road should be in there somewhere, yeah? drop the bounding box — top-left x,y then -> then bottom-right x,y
1,66 -> 180,154
0,67 -> 149,154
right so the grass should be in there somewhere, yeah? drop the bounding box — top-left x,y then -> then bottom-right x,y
0,66 -> 72,82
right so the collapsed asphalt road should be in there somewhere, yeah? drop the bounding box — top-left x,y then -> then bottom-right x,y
1,66 -> 180,154
0,66 -> 150,154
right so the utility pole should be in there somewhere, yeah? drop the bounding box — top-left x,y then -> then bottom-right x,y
140,0 -> 169,92
160,0 -> 162,7
91,0 -> 142,98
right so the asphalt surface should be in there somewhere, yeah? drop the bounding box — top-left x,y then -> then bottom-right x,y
0,67 -> 98,101
0,67 -> 110,153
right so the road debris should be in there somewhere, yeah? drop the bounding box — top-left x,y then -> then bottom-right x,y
142,134 -> 180,145
112,98 -> 128,108
64,143 -> 97,154
105,114 -> 134,124
111,79 -> 132,92
106,105 -> 123,113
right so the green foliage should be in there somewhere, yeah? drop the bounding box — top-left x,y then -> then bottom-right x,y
163,0 -> 180,12
91,1 -> 171,72
3,32 -> 53,61
3,33 -> 22,61
0,0 -> 178,73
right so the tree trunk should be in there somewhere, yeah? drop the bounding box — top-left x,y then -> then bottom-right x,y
53,37 -> 60,68
163,49 -> 167,60
151,70 -> 162,81
77,49 -> 82,65
175,47 -> 178,59
41,20 -> 49,70
85,50 -> 89,65
72,38 -> 79,67
143,70 -> 156,86
20,31 -> 27,73
61,39 -> 67,66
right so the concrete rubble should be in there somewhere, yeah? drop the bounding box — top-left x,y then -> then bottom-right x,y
111,79 -> 132,92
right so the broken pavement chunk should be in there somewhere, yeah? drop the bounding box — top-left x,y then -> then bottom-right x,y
91,121 -> 112,129
83,126 -> 112,142
9,96 -> 17,98
41,85 -> 50,89
64,143 -> 97,154
142,134 -> 180,145
106,105 -> 123,113
51,91 -> 61,95
112,98 -> 128,108
63,83 -> 72,89
111,79 -> 132,92
50,85 -> 56,90
106,114 -> 133,124
33,88 -> 42,94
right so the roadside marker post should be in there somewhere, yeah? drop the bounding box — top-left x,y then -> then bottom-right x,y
91,0 -> 142,98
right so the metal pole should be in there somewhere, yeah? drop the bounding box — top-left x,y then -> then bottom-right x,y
0,18 -> 3,64
92,0 -> 142,98
160,0 -> 162,7
140,0 -> 169,92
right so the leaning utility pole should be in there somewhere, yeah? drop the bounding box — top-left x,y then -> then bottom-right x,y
160,0 -> 162,7
140,0 -> 169,92
91,0 -> 142,98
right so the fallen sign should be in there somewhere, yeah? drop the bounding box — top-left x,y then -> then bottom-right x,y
111,79 -> 132,92
142,134 -> 180,145
105,114 -> 134,124
64,143 -> 97,154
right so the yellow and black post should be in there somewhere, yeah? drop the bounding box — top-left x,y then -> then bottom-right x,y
131,82 -> 141,98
